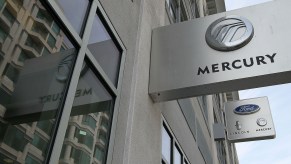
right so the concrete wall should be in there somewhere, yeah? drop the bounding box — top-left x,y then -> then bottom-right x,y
98,0 -> 230,164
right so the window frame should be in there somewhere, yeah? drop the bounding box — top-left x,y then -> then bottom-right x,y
162,119 -> 191,164
47,0 -> 126,164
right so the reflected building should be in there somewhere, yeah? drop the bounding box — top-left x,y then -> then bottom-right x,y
0,0 -> 110,163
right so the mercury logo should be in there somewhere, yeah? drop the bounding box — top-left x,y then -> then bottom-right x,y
56,54 -> 88,82
205,15 -> 254,51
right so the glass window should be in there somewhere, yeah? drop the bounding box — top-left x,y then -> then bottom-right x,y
174,145 -> 182,164
162,125 -> 172,163
88,13 -> 121,86
42,47 -> 50,56
36,9 -> 53,26
25,155 -> 41,164
82,115 -> 97,130
0,87 -> 10,105
52,22 -> 60,35
101,118 -> 109,129
11,0 -> 23,10
54,0 -> 89,34
3,126 -> 29,151
25,35 -> 43,54
37,120 -> 53,135
0,27 -> 8,42
0,1 -> 77,163
74,128 -> 94,149
162,122 -> 191,164
47,34 -> 56,48
31,22 -> 49,40
59,62 -> 115,164
32,134 -> 48,154
3,8 -> 15,25
0,0 -> 5,10
18,50 -> 30,62
70,147 -> 90,164
0,55 -> 2,63
94,146 -> 105,163
4,63 -> 20,83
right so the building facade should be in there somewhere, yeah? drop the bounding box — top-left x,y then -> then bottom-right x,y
0,0 -> 239,164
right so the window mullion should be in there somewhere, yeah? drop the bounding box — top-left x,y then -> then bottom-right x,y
48,1 -> 98,164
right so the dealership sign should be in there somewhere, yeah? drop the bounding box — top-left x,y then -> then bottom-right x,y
225,97 -> 275,142
149,0 -> 291,102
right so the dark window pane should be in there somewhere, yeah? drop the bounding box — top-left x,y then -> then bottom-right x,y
0,26 -> 8,42
37,120 -> 53,135
82,115 -> 97,130
0,1 -> 77,163
59,62 -> 114,164
74,127 -> 94,149
32,134 -> 48,154
88,14 -> 121,86
94,146 -> 105,163
25,155 -> 41,164
3,8 -> 15,25
70,147 -> 90,164
3,126 -> 29,151
42,47 -> 50,56
31,22 -> 49,40
25,35 -> 43,54
18,50 -> 30,62
0,0 -> 4,10
4,64 -> 20,83
52,22 -> 60,35
0,87 -> 11,105
47,34 -> 56,48
54,0 -> 89,34
36,9 -> 53,26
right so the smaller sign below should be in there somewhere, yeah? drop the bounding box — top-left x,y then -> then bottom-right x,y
225,97 -> 275,142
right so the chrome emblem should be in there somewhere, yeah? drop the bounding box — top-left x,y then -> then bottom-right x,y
235,121 -> 242,130
257,118 -> 267,126
234,104 -> 260,115
56,54 -> 88,82
205,15 -> 254,51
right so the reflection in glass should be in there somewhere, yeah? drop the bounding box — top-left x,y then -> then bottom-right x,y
88,13 -> 121,86
59,63 -> 114,164
162,126 -> 172,163
54,0 -> 89,34
0,0 -> 76,163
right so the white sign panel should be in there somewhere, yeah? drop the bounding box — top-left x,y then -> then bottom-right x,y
225,97 -> 275,142
150,0 -> 291,102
